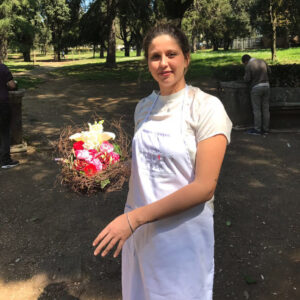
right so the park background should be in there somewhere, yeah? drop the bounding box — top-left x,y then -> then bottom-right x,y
0,0 -> 300,300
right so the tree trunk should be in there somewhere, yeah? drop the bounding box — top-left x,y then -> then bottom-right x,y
136,43 -> 142,57
212,40 -> 219,51
22,50 -> 31,62
125,44 -> 130,57
100,44 -> 105,58
191,34 -> 196,53
269,2 -> 277,61
105,0 -> 117,67
224,38 -> 232,51
123,34 -> 131,57
52,30 -> 61,61
0,38 -> 8,63
119,16 -> 131,57
54,48 -> 61,61
93,44 -> 96,58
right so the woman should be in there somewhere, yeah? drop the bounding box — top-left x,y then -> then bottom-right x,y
93,24 -> 232,300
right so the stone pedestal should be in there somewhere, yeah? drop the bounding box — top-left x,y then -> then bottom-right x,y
219,82 -> 300,130
8,89 -> 27,152
219,81 -> 253,129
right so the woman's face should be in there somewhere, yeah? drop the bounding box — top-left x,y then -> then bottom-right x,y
147,34 -> 190,96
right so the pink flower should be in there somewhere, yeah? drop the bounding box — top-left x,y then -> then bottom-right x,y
110,152 -> 120,164
100,141 -> 114,153
75,150 -> 93,163
91,158 -> 103,171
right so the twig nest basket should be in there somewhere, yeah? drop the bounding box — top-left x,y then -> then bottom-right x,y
56,120 -> 131,194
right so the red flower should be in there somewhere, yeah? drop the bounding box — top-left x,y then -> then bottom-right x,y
73,141 -> 84,150
83,164 -> 98,177
73,159 -> 88,171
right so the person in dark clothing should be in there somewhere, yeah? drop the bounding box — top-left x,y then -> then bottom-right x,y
0,63 -> 19,168
242,54 -> 271,135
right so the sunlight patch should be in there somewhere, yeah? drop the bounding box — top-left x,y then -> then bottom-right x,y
248,179 -> 265,188
0,273 -> 49,300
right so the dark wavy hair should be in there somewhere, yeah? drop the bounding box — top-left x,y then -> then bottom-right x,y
242,54 -> 251,63
143,23 -> 190,60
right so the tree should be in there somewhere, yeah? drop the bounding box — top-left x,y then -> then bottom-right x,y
182,8 -> 200,52
36,21 -> 52,55
61,0 -> 82,51
193,0 -> 232,51
80,0 -> 107,58
269,0 -> 286,60
184,0 -> 251,51
117,0 -> 133,57
128,0 -> 153,56
157,0 -> 193,27
288,0 -> 300,41
250,0 -> 290,61
0,0 -> 14,61
11,0 -> 40,61
41,0 -> 70,61
222,0 -> 252,50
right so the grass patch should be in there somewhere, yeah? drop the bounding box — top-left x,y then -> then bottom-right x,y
14,76 -> 45,90
5,62 -> 35,73
187,48 -> 300,83
51,59 -> 151,82
5,47 -> 300,85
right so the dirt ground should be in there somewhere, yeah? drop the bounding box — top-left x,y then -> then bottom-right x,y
0,63 -> 299,300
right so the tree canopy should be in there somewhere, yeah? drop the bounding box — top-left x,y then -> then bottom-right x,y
0,0 -> 298,63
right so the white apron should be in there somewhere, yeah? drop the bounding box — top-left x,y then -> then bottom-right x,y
122,87 -> 214,300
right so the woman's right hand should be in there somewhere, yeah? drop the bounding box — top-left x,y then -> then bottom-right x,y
92,213 -> 133,258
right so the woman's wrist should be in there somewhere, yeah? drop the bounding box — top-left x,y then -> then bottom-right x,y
126,213 -> 134,234
128,207 -> 149,230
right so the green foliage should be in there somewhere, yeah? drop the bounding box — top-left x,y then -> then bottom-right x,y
0,0 -> 15,61
100,179 -> 110,189
41,0 -> 71,60
124,0 -> 153,56
61,0 -> 82,49
113,143 -> 121,156
160,0 -> 193,26
250,0 -> 300,60
2,0 -> 298,66
10,0 -> 41,61
80,0 -> 107,51
187,0 -> 251,51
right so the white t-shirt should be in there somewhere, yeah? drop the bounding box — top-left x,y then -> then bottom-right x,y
134,85 -> 232,167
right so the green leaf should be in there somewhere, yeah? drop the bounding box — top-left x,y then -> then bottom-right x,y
113,143 -> 122,155
100,179 -> 110,189
226,220 -> 231,226
244,275 -> 257,284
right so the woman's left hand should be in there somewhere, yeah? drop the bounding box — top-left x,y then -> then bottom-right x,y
93,214 -> 132,258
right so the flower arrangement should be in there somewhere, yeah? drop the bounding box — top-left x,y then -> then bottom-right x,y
56,120 -> 131,194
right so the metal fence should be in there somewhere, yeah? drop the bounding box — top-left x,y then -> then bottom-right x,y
232,37 -> 262,50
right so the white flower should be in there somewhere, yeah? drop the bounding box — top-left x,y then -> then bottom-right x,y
69,120 -> 115,150
88,120 -> 104,133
